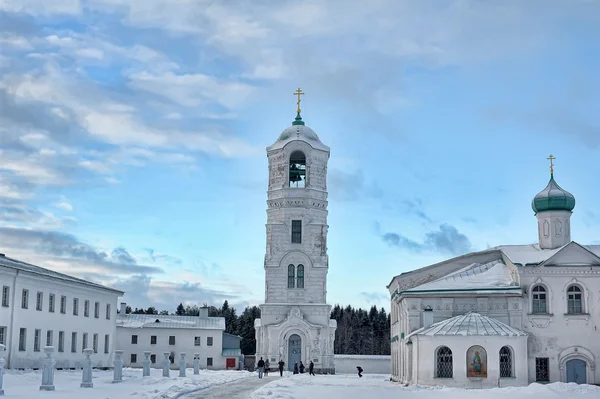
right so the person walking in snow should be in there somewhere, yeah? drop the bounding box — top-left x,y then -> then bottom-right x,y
264,359 -> 270,377
309,361 -> 315,376
357,366 -> 363,378
278,359 -> 285,377
257,357 -> 265,379
299,361 -> 305,374
293,361 -> 299,374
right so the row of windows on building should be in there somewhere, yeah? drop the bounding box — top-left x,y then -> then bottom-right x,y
129,353 -> 214,366
1,286 -> 111,319
287,264 -> 304,289
131,334 -> 214,347
531,284 -> 585,314
436,346 -> 514,378
435,346 -> 550,381
5,326 -> 111,355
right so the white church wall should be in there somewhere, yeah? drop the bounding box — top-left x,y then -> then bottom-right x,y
334,355 -> 391,374
3,268 -> 120,369
116,327 -> 225,369
520,270 -> 600,384
414,335 -> 528,388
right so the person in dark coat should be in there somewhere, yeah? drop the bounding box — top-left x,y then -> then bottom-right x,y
299,361 -> 305,373
264,360 -> 270,377
309,361 -> 315,376
257,357 -> 265,379
357,366 -> 363,378
278,360 -> 285,377
293,361 -> 299,374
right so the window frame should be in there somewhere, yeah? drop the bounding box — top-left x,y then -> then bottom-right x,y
60,295 -> 67,314
71,332 -> 78,353
104,334 -> 110,354
34,328 -> 41,352
499,346 -> 513,378
296,264 -> 304,289
194,336 -> 201,346
287,264 -> 295,288
535,357 -> 550,382
1,286 -> 9,307
93,333 -> 98,353
84,300 -> 89,317
36,291 -> 43,311
46,330 -> 53,347
131,335 -> 138,344
207,336 -> 213,347
288,151 -> 307,188
291,220 -> 302,244
94,301 -> 100,318
48,293 -> 55,313
0,326 -> 6,345
18,328 -> 26,351
566,285 -> 584,314
21,289 -> 29,309
531,285 -> 548,314
82,332 -> 88,352
435,346 -> 453,378
131,353 -> 137,363
73,298 -> 79,316
151,335 -> 157,345
207,357 -> 213,367
169,336 -> 176,345
106,304 -> 111,320
58,331 -> 65,352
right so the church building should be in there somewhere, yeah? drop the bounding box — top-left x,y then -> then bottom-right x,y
254,89 -> 337,373
388,157 -> 599,387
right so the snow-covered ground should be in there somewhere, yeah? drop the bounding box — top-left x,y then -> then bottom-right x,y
2,368 -> 252,398
250,373 -> 600,399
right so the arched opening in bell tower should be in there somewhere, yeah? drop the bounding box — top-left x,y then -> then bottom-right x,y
289,151 -> 306,188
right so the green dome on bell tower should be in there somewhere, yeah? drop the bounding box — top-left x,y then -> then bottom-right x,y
531,154 -> 576,214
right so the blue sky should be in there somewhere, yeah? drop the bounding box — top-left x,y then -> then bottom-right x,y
1,0 -> 599,312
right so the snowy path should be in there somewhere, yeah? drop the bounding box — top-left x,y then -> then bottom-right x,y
184,375 -> 280,398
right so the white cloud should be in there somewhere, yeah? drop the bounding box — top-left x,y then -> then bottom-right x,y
0,0 -> 82,16
52,198 -> 74,211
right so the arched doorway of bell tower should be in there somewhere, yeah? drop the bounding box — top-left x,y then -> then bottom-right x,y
288,334 -> 302,371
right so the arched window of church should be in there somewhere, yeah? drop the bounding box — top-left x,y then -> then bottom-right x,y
287,264 -> 295,288
567,285 -> 583,314
289,151 -> 306,188
296,265 -> 304,289
436,346 -> 453,378
531,285 -> 547,314
499,346 -> 513,378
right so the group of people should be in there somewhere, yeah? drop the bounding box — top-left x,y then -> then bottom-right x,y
256,357 -> 315,378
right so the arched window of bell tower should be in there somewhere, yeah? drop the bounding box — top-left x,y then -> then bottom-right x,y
289,151 -> 306,188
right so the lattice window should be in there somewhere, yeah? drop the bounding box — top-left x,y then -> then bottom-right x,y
535,357 -> 549,381
296,265 -> 304,289
291,220 -> 302,243
567,285 -> 583,314
532,285 -> 547,314
288,264 -> 295,288
436,346 -> 453,378
499,346 -> 512,378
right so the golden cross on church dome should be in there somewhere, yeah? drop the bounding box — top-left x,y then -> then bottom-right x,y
547,154 -> 556,175
294,88 -> 304,113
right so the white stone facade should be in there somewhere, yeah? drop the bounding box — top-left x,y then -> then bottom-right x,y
115,306 -> 238,370
254,118 -> 337,373
388,174 -> 600,387
0,254 -> 122,369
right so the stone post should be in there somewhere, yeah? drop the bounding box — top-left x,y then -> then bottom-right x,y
0,344 -> 6,396
112,350 -> 124,383
179,353 -> 186,377
39,346 -> 56,391
193,353 -> 200,375
81,348 -> 94,388
162,352 -> 170,377
143,351 -> 151,377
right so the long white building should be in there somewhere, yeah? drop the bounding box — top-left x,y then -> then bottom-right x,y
388,165 -> 600,387
115,304 -> 242,370
0,253 -> 123,369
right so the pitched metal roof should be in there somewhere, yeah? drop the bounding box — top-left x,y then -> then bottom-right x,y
116,313 -> 225,330
419,312 -> 527,337
0,254 -> 124,295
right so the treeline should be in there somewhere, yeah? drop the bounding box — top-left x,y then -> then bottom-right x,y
122,301 -> 390,356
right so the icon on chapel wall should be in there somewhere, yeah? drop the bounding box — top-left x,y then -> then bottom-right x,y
466,345 -> 487,378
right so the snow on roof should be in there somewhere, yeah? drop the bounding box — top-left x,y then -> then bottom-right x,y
419,313 -> 527,337
116,314 -> 225,330
405,259 -> 518,293
0,254 -> 124,295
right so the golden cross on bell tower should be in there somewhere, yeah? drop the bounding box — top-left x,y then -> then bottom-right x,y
294,88 -> 304,113
547,154 -> 556,175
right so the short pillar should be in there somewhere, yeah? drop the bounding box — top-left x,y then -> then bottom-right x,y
143,351 -> 151,377
39,346 -> 56,391
112,350 -> 124,383
0,344 -> 6,396
162,352 -> 170,377
193,353 -> 200,375
80,348 -> 94,388
179,353 -> 186,377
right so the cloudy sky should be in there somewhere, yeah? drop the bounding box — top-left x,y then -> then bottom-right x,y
1,0 -> 599,313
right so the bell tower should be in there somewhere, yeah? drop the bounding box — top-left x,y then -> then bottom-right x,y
254,89 -> 336,373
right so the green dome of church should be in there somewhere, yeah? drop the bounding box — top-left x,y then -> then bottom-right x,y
531,174 -> 576,214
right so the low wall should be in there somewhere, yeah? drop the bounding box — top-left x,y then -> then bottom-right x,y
334,355 -> 391,375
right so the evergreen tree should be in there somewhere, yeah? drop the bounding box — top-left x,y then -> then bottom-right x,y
175,303 -> 185,316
